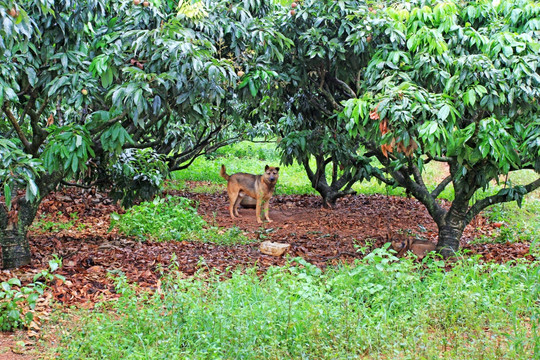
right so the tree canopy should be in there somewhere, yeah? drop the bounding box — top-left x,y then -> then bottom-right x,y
340,0 -> 540,255
0,0 -> 287,268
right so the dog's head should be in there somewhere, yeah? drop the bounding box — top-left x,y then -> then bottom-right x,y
390,238 -> 408,252
264,165 -> 280,183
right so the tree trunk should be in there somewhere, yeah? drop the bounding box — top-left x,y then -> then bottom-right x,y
0,229 -> 31,269
0,172 -> 62,269
310,170 -> 351,208
436,203 -> 468,258
437,224 -> 465,258
302,158 -> 356,208
0,197 -> 41,269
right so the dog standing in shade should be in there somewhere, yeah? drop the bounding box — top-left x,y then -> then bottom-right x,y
220,165 -> 280,223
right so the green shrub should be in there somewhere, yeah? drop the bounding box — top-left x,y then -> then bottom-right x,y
110,196 -> 252,245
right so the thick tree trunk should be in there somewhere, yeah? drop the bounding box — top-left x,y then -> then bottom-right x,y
437,223 -> 465,258
0,229 -> 31,269
302,158 -> 356,208
0,172 -> 62,269
436,203 -> 468,258
0,197 -> 40,269
310,172 -> 355,208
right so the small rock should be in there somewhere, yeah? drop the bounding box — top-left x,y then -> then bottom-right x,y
260,241 -> 290,256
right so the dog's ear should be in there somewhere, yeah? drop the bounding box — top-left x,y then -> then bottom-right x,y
275,167 -> 280,172
265,165 -> 269,171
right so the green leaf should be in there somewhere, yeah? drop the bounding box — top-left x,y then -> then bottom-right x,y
27,68 -> 37,87
48,259 -> 59,272
7,278 -> 21,286
4,183 -> 11,209
248,79 -> 257,97
27,179 -> 38,197
438,105 -> 450,121
467,89 -> 476,106
102,68 -> 114,88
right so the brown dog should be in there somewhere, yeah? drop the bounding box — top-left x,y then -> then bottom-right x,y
391,237 -> 436,259
220,165 -> 280,223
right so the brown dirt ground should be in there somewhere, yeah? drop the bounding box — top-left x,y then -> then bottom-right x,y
0,183 -> 535,358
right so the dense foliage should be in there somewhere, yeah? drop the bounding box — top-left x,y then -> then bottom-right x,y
266,0 -> 540,256
0,0 -> 287,268
55,253 -> 539,359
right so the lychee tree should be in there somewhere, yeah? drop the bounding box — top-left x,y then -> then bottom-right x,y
271,0 -> 381,208
340,0 -> 540,256
0,0 -> 288,268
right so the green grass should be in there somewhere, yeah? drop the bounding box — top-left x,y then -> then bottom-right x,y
54,251 -> 539,359
110,196 -> 252,245
30,212 -> 79,233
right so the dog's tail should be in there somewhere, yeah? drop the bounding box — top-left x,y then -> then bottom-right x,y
220,165 -> 230,181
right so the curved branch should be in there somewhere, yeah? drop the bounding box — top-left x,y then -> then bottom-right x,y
426,155 -> 452,163
319,83 -> 343,111
331,76 -> 356,98
90,111 -> 128,139
171,137 -> 241,171
466,177 -> 540,222
431,175 -> 452,198
2,104 -> 31,152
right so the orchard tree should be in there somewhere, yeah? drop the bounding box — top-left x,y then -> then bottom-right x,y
341,0 -> 540,256
273,1 -> 380,207
0,0 -> 288,268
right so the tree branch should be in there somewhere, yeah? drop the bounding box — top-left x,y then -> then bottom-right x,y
431,175 -> 452,198
331,76 -> 356,98
90,111 -> 128,139
466,177 -> 540,222
425,155 -> 452,164
319,84 -> 343,111
171,137 -> 241,171
2,104 -> 31,152
124,140 -> 162,149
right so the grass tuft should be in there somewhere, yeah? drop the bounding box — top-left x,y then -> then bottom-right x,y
110,196 -> 252,245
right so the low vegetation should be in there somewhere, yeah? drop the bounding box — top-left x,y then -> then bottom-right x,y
110,195 -> 251,245
54,251 -> 539,359
0,258 -> 64,331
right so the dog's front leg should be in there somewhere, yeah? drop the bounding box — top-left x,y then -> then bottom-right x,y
263,199 -> 273,223
255,199 -> 263,224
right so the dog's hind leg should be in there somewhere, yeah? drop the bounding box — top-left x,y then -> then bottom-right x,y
228,190 -> 239,219
233,194 -> 243,217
